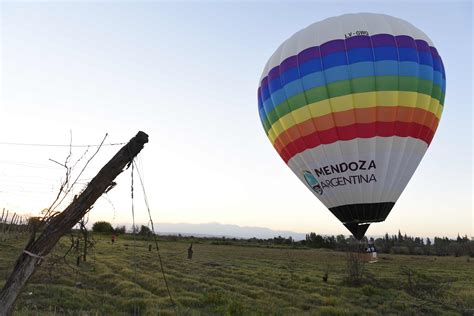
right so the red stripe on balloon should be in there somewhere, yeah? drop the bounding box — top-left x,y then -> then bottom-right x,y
279,121 -> 435,163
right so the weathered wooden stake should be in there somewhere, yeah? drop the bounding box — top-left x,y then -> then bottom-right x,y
0,131 -> 148,315
4,213 -> 17,237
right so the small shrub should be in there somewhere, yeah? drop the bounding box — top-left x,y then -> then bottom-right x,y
392,246 -> 410,255
343,252 -> 365,286
138,225 -> 152,237
400,266 -> 452,304
200,291 -> 226,305
226,299 -> 244,315
119,298 -> 148,314
92,221 -> 114,233
322,296 -> 336,306
361,284 -> 377,296
323,264 -> 329,283
114,225 -> 126,234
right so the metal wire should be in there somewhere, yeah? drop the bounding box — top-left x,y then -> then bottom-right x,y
130,163 -> 139,316
132,160 -> 177,313
0,141 -> 126,147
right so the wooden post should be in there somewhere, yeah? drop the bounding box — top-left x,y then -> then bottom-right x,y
0,131 -> 148,315
4,213 -> 17,239
4,211 -> 10,240
0,210 -> 7,241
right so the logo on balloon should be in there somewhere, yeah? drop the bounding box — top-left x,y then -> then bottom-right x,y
303,171 -> 323,195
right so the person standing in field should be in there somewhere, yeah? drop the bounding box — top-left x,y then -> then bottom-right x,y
111,234 -> 116,245
188,243 -> 193,259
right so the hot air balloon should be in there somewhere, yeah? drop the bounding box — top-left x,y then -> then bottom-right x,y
257,13 -> 445,239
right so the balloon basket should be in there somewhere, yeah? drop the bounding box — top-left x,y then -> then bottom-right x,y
351,240 -> 378,264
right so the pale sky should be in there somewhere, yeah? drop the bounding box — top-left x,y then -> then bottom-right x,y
0,1 -> 472,238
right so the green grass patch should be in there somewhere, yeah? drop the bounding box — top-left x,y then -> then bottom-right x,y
0,235 -> 472,314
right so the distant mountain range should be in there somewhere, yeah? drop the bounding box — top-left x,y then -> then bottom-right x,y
146,222 -> 308,241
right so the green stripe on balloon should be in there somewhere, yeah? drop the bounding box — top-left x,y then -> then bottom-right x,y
261,76 -> 444,133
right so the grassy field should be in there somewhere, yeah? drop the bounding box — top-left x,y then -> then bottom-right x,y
0,234 -> 473,315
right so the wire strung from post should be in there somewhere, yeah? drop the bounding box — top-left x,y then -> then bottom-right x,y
130,162 -> 139,316
0,141 -> 126,147
132,159 -> 177,312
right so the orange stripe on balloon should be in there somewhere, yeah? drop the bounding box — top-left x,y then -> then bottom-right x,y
273,106 -> 439,151
276,121 -> 436,163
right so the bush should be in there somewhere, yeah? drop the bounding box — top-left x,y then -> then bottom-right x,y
114,225 -> 126,234
138,225 -> 152,237
343,252 -> 365,286
361,284 -> 377,296
28,217 -> 43,231
400,266 -> 452,303
391,246 -> 410,255
92,221 -> 114,233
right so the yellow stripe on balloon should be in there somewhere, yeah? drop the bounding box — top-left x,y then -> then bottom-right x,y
435,100 -> 444,118
267,91 -> 442,144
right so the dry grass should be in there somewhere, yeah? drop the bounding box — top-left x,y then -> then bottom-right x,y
1,235 -> 473,315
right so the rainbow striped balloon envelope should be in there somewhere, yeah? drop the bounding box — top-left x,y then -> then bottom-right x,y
257,13 -> 445,239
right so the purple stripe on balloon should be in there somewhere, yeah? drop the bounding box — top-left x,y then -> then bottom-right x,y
415,40 -> 430,52
395,35 -> 417,48
345,36 -> 372,50
279,57 -> 298,74
371,34 -> 396,47
260,34 -> 438,88
268,66 -> 281,81
320,39 -> 346,56
430,47 -> 440,58
267,58 -> 286,81
298,47 -> 322,64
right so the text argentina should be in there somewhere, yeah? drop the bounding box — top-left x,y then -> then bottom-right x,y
320,174 -> 377,189
314,160 -> 376,177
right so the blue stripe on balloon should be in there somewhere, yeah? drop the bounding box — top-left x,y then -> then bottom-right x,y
321,51 -> 349,69
374,61 -> 398,76
324,65 -> 351,83
258,107 -> 268,130
398,47 -> 420,62
262,60 -> 445,112
418,51 -> 433,66
373,46 -> 399,61
265,46 -> 444,95
262,85 -> 270,102
281,68 -> 300,86
350,62 -> 376,77
433,71 -> 442,88
262,93 -> 276,117
282,80 -> 305,100
399,62 -> 418,77
298,58 -> 323,77
433,58 -> 442,75
347,48 -> 375,63
301,71 -> 326,90
415,62 -> 433,76
267,89 -> 288,110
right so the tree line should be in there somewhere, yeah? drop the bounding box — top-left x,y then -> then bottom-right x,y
223,231 -> 473,257
90,221 -> 473,257
301,231 -> 473,257
91,221 -> 152,237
